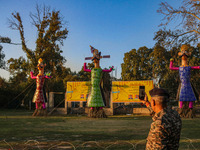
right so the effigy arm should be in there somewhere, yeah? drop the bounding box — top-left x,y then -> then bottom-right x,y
45,75 -> 52,79
30,71 -> 37,79
169,59 -> 179,70
84,63 -> 91,72
191,66 -> 200,69
103,66 -> 114,72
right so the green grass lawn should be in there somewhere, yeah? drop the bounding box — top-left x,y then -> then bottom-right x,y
0,109 -> 200,150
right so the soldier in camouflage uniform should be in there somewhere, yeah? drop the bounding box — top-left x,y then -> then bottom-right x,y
140,88 -> 182,150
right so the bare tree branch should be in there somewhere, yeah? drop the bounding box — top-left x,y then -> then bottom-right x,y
8,12 -> 35,63
155,0 -> 200,48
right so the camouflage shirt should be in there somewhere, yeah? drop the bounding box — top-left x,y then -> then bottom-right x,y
146,107 -> 182,150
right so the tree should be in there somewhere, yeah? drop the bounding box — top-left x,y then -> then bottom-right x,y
159,46 -> 180,98
137,46 -> 153,80
6,5 -> 69,113
0,36 -> 12,69
0,77 -> 8,89
121,47 -> 153,81
150,44 -> 170,84
121,45 -> 179,99
8,4 -> 68,78
101,70 -> 112,107
0,47 -> 5,69
121,49 -> 140,80
155,0 -> 200,48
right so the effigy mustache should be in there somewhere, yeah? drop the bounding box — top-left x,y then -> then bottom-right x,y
37,65 -> 43,68
92,57 -> 100,61
179,53 -> 189,57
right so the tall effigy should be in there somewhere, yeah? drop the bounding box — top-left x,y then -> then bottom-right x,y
170,45 -> 200,118
84,45 -> 114,118
30,58 -> 51,116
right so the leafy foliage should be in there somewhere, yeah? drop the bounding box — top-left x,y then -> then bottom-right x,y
121,47 -> 153,81
137,46 -> 153,80
0,36 -> 12,69
8,4 -> 68,74
121,44 -> 200,100
0,47 -> 5,69
7,5 -> 69,91
121,49 -> 140,80
150,44 -> 170,80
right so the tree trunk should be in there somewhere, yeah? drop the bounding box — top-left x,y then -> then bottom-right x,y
32,103 -> 47,116
177,102 -> 195,118
88,107 -> 107,118
102,90 -> 110,108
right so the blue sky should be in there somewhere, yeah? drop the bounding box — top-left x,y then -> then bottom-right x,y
0,0 -> 181,80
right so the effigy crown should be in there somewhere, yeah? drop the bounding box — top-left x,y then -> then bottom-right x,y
38,58 -> 43,64
85,45 -> 110,61
181,45 -> 189,51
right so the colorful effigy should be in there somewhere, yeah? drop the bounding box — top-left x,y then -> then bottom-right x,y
169,44 -> 200,117
30,58 -> 51,116
84,45 -> 113,117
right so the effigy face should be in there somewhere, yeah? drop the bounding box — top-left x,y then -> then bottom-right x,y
37,58 -> 46,75
178,44 -> 191,59
92,49 -> 101,63
37,62 -> 45,71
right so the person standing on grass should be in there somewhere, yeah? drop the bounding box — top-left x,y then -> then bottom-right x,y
140,88 -> 182,150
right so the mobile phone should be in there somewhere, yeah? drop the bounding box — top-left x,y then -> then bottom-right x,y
139,86 -> 145,100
